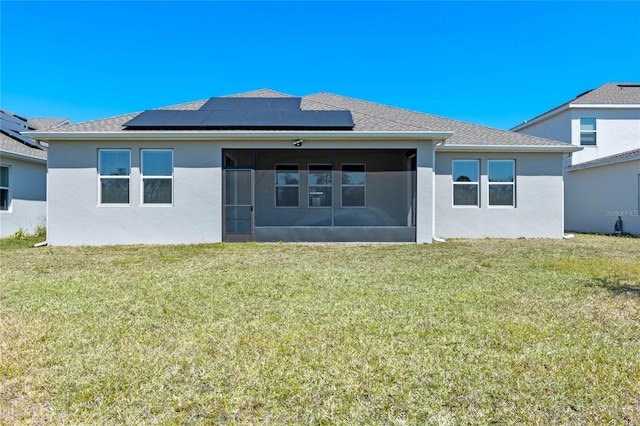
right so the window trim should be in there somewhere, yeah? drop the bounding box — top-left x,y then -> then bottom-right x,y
98,149 -> 131,206
274,163 -> 300,208
579,116 -> 597,146
487,159 -> 516,208
308,163 -> 332,208
452,159 -> 479,208
341,163 -> 366,208
141,149 -> 174,206
0,165 -> 10,212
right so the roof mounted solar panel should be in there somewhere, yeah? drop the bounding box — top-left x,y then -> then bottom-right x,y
123,97 -> 355,130
1,111 -> 40,148
200,97 -> 302,111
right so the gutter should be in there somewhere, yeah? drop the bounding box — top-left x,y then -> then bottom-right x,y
0,150 -> 47,164
435,144 -> 583,154
22,130 -> 455,142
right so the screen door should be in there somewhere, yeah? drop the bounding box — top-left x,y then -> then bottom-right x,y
224,169 -> 253,242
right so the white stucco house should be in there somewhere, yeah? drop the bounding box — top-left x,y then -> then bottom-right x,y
24,89 -> 580,246
0,111 -> 69,237
512,83 -> 640,235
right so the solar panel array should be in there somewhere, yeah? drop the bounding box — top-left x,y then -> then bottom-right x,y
0,110 -> 40,148
123,97 -> 355,130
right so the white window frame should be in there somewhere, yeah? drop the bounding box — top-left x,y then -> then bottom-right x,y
308,164 -> 332,208
275,163 -> 300,208
579,116 -> 597,146
487,159 -> 516,208
341,163 -> 366,208
141,149 -> 174,206
98,149 -> 131,206
452,159 -> 479,207
0,165 -> 10,212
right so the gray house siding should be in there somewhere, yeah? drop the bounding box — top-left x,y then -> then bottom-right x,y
434,152 -> 565,239
46,140 -> 222,246
0,156 -> 46,237
45,139 -> 436,246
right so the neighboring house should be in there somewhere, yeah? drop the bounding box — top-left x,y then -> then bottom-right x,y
24,89 -> 579,246
511,83 -> 640,235
0,111 -> 69,237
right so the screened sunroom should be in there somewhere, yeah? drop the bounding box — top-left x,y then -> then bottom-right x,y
223,149 -> 417,242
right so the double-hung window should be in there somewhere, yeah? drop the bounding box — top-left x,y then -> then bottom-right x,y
275,164 -> 300,207
580,117 -> 597,146
341,164 -> 365,207
142,150 -> 173,205
309,164 -> 332,207
0,166 -> 9,211
99,150 -> 130,205
488,160 -> 515,207
452,160 -> 479,206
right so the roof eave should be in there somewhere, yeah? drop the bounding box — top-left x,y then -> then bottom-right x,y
22,130 -> 455,142
567,153 -> 640,172
436,144 -> 583,153
0,149 -> 47,163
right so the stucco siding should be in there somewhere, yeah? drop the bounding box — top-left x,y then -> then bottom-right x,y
434,152 -> 565,239
565,160 -> 640,235
0,157 -> 46,237
570,108 -> 640,165
517,110 -> 572,143
47,141 -> 222,246
46,139 -> 436,245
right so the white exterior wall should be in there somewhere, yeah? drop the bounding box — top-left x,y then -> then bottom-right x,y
565,160 -> 640,235
46,139 -> 435,246
0,156 -> 47,237
515,108 -> 640,165
434,152 -> 565,239
569,108 -> 640,164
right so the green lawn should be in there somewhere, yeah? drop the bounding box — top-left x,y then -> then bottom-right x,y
1,236 -> 639,424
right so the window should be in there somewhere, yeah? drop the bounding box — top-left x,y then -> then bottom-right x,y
488,160 -> 515,207
99,150 -> 130,204
580,117 -> 597,146
341,164 -> 365,207
452,160 -> 479,206
275,164 -> 299,207
0,166 -> 8,211
142,150 -> 173,205
309,164 -> 332,207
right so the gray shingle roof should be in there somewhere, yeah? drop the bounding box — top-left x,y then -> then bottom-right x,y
567,148 -> 640,171
0,133 -> 47,160
572,83 -> 640,105
0,111 -> 68,160
34,89 -> 573,147
27,117 -> 70,130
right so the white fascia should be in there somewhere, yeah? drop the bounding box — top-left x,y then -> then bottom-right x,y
511,103 -> 640,132
22,130 -> 454,142
435,144 -> 583,153
568,103 -> 640,109
0,150 -> 47,164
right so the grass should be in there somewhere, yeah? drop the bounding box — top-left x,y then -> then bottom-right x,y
1,236 -> 639,424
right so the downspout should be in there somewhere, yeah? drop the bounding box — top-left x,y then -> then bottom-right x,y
432,140 -> 446,242
34,140 -> 49,247
562,153 -> 572,239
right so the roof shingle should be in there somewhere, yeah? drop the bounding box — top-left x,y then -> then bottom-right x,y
32,89 -> 573,147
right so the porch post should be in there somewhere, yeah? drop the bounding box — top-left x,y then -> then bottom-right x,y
415,143 -> 434,243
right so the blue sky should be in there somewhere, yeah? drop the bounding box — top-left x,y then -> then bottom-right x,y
1,1 -> 639,130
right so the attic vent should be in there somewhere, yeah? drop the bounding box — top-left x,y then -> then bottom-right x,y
617,84 -> 640,88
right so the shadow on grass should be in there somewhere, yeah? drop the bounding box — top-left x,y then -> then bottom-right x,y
587,277 -> 640,299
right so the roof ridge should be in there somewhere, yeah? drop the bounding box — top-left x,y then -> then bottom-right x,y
305,92 -> 564,145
